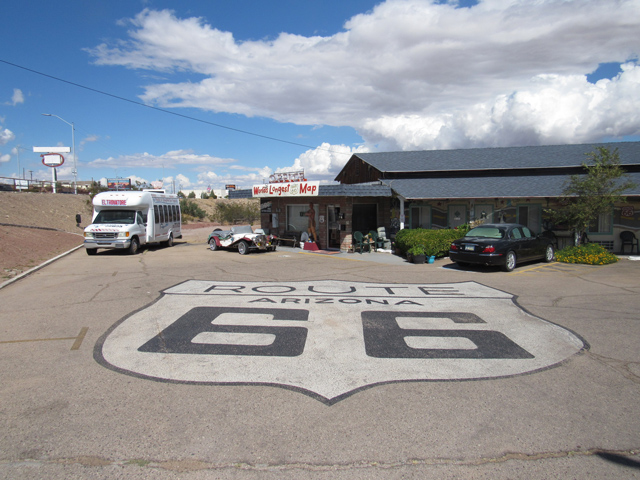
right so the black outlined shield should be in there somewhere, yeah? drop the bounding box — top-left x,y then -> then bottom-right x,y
96,281 -> 586,404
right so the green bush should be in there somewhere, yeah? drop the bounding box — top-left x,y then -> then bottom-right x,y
555,243 -> 618,265
212,200 -> 260,225
395,228 -> 466,258
180,198 -> 206,219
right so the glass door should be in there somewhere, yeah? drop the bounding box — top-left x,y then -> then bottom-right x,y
327,205 -> 341,249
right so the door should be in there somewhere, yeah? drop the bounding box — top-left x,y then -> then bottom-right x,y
327,205 -> 341,249
352,204 -> 377,236
448,205 -> 467,228
520,225 -> 542,259
136,211 -> 147,242
474,204 -> 493,223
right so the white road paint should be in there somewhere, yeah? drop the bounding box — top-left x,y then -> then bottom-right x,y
97,281 -> 586,403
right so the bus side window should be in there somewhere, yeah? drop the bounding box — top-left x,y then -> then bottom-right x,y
154,205 -> 159,225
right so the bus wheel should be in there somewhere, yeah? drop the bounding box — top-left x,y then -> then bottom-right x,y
165,233 -> 174,248
128,237 -> 140,255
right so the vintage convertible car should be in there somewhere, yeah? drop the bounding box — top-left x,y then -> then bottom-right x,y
208,225 -> 277,255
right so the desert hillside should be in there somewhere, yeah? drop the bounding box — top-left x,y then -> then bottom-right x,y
0,191 -> 94,233
0,192 -> 243,281
0,192 -> 254,232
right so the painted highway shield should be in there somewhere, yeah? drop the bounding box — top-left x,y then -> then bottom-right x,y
96,280 -> 586,404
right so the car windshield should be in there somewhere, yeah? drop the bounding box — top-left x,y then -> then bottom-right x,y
465,226 -> 506,239
94,210 -> 136,224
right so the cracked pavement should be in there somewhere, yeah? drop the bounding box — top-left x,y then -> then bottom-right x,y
1,241 -> 639,479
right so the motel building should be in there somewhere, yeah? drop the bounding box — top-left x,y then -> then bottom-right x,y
230,142 -> 640,253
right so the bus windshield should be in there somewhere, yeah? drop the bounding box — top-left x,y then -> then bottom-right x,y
94,210 -> 136,224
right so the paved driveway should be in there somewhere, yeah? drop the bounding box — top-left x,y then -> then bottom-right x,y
1,242 -> 639,479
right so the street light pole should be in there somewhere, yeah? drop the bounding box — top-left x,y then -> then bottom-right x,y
42,113 -> 77,194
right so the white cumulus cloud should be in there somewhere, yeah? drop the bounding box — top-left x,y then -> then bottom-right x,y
87,0 -> 640,155
1,128 -> 15,146
11,89 -> 24,105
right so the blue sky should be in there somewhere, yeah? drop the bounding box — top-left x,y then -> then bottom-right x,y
1,0 -> 639,194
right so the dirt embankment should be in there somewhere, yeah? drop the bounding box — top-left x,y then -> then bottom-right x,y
0,192 -> 226,281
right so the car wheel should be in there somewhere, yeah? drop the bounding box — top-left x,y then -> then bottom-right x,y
503,251 -> 516,272
86,248 -> 97,256
208,238 -> 218,251
237,240 -> 249,255
128,237 -> 140,255
544,244 -> 555,262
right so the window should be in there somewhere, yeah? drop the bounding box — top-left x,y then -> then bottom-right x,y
286,204 -> 317,232
588,211 -> 613,235
410,206 -> 431,229
518,205 -> 541,234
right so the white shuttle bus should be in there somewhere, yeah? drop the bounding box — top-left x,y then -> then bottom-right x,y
84,190 -> 182,255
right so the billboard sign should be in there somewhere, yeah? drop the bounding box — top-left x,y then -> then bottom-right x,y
41,153 -> 65,167
252,181 -> 319,197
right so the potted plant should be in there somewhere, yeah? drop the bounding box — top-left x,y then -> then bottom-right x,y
407,245 -> 427,264
424,243 -> 439,263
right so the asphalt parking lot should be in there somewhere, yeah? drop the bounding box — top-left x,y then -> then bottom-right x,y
1,240 -> 639,479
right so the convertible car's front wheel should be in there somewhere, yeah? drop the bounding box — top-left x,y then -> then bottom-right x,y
209,238 -> 218,251
503,251 -> 516,272
237,240 -> 249,255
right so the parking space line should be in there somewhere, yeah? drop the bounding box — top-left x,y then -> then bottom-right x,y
509,262 -> 561,275
509,262 -> 600,275
0,327 -> 89,350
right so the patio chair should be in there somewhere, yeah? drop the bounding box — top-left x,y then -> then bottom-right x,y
353,231 -> 371,254
368,230 -> 381,251
377,227 -> 392,249
620,230 -> 639,254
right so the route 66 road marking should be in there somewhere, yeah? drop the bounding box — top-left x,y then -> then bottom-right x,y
95,281 -> 586,404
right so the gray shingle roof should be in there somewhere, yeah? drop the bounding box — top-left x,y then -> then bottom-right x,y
354,142 -> 640,174
384,172 -> 640,200
318,183 -> 391,197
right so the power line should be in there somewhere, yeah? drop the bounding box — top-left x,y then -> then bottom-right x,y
1,59 -> 349,155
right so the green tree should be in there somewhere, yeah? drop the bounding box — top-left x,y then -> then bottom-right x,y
177,191 -> 186,199
132,180 -> 151,191
551,147 -> 636,245
188,191 -> 196,199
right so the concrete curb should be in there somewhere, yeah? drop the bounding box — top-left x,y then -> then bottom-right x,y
0,245 -> 84,290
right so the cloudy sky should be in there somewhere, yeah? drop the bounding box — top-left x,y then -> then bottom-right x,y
1,0 -> 639,192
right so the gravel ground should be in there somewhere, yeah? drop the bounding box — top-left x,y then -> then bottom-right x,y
0,192 -> 220,280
